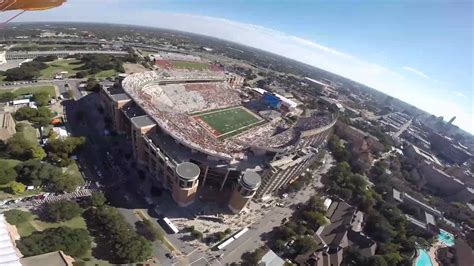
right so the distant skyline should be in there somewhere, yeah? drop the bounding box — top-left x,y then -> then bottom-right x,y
5,0 -> 473,132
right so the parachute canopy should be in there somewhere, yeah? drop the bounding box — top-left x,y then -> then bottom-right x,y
1,0 -> 66,11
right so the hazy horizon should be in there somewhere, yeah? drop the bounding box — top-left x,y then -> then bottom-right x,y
2,0 -> 472,132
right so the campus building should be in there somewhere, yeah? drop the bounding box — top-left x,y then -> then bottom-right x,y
100,69 -> 336,213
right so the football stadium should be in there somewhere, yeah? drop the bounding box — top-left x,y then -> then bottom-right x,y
101,66 -> 337,212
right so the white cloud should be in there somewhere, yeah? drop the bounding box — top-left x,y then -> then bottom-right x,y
8,2 -> 473,133
401,66 -> 432,80
453,91 -> 468,99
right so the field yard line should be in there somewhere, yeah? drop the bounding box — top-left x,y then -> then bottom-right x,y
240,106 -> 263,120
191,106 -> 242,117
218,120 -> 265,139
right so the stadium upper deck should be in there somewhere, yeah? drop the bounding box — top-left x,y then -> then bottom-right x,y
122,70 -> 336,161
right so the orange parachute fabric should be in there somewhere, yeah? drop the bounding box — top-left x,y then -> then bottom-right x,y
0,0 -> 66,11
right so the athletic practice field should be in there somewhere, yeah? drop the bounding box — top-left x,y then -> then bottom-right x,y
170,60 -> 210,70
193,106 -> 264,139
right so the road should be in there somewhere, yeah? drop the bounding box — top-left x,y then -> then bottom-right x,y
393,119 -> 412,138
216,153 -> 334,265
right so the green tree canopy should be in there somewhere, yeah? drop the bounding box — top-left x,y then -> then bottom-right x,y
294,235 -> 318,254
4,61 -> 47,81
33,92 -> 51,107
7,132 -> 45,160
46,200 -> 83,222
302,211 -> 327,230
15,160 -> 62,187
0,160 -> 18,184
47,136 -> 86,163
92,206 -> 152,263
17,226 -> 91,257
0,92 -> 16,103
50,172 -> 84,193
90,191 -> 106,207
7,181 -> 26,194
14,106 -> 53,126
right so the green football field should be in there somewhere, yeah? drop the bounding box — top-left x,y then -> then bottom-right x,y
196,107 -> 262,138
170,60 -> 210,70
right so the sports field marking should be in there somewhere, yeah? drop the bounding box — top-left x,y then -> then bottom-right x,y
192,106 -> 264,139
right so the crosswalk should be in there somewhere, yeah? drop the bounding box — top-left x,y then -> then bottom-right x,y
37,188 -> 99,204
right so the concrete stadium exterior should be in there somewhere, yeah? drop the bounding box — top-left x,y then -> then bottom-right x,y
100,70 -> 337,213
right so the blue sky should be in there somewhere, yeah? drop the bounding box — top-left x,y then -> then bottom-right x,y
7,0 -> 473,132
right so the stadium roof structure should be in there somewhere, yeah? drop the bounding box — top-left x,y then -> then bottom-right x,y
0,214 -> 21,266
122,70 -> 336,160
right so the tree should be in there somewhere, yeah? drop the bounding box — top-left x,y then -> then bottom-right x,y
46,200 -> 83,222
141,218 -> 164,241
294,235 -> 318,254
15,160 -> 62,187
0,161 -> 18,184
66,89 -> 74,99
191,230 -> 203,240
302,211 -> 327,230
85,78 -> 100,92
75,71 -> 87,78
274,239 -> 286,251
33,92 -> 50,107
367,255 -> 388,266
306,196 -> 326,212
276,224 -> 296,241
364,212 -> 396,243
4,61 -> 47,81
7,181 -> 26,194
115,234 -> 153,263
17,227 -> 91,257
4,209 -> 32,224
7,132 -> 44,160
328,135 -> 351,162
0,92 -> 15,102
14,106 -> 53,126
34,55 -> 58,62
92,206 -> 152,263
30,145 -> 46,160
91,191 -> 106,207
47,136 -> 86,163
50,173 -> 84,193
241,247 -> 267,266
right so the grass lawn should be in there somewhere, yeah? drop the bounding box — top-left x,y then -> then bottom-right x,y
11,210 -> 87,237
91,69 -> 118,80
170,60 -> 210,70
15,220 -> 37,237
39,59 -> 83,79
32,216 -> 87,231
195,106 -> 262,138
13,85 -> 56,97
39,59 -> 118,80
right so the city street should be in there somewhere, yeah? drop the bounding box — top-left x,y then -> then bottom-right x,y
217,153 -> 333,265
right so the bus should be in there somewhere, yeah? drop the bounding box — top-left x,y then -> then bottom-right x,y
162,217 -> 179,234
